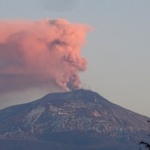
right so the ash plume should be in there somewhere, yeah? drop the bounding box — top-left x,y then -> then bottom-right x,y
0,19 -> 89,94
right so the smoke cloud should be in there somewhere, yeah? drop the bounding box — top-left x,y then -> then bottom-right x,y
0,19 -> 89,94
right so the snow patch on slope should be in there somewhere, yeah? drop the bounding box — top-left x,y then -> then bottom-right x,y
26,106 -> 45,125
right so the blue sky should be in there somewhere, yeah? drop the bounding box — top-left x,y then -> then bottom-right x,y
0,0 -> 150,116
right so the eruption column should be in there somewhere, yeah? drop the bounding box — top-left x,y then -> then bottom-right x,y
0,19 -> 89,93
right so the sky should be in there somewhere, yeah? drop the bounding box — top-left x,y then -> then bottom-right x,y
0,0 -> 150,117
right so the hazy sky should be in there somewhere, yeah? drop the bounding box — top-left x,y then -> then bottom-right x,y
0,0 -> 150,117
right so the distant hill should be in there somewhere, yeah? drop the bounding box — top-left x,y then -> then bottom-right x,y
0,89 -> 149,150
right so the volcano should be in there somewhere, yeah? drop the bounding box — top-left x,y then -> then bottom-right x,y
0,89 -> 149,150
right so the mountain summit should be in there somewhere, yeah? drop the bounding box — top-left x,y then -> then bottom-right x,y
0,89 -> 149,150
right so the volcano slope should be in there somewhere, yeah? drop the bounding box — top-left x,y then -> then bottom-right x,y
0,89 -> 149,150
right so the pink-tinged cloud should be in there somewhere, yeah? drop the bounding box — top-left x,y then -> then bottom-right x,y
0,19 -> 90,94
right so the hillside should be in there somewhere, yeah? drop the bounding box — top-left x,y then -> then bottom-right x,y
0,89 -> 149,150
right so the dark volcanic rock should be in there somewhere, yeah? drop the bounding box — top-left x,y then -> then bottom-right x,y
0,89 -> 149,150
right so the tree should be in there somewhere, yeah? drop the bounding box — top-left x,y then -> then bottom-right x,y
139,120 -> 150,150
139,141 -> 150,149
